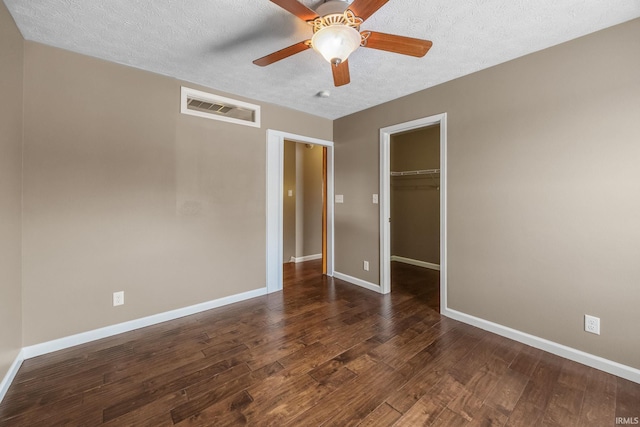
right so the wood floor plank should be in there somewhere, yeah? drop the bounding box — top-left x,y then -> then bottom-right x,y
394,325 -> 465,381
518,353 -> 564,410
300,305 -> 387,348
309,336 -> 381,383
615,376 -> 640,420
345,352 -> 381,375
456,362 -> 503,405
0,393 -> 86,426
386,329 -> 483,413
210,341 -> 348,425
1,259 -> 638,426
431,407 -> 470,427
484,368 -> 530,415
505,400 -> 545,427
186,362 -> 251,397
170,361 -> 284,424
277,340 -> 343,373
102,390 -> 188,427
449,333 -> 508,385
313,365 -> 358,389
393,373 -> 463,426
392,394 -> 448,426
540,382 -> 585,427
368,319 -> 443,369
13,342 -> 135,387
103,341 -> 208,384
577,368 -> 616,426
557,358 -> 591,392
356,402 -> 402,426
447,388 -> 486,422
174,389 -> 254,426
324,314 -> 389,350
466,404 -> 509,427
243,337 -> 307,371
242,373 -> 330,425
289,361 -> 407,426
508,345 -> 543,378
102,358 -> 233,422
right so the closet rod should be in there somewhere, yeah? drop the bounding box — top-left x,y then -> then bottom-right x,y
390,168 -> 440,176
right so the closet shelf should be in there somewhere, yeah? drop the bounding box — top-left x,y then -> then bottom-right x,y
391,168 -> 440,176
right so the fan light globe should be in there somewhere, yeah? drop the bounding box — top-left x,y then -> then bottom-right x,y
311,25 -> 361,65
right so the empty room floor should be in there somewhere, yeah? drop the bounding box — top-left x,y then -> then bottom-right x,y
0,259 -> 638,425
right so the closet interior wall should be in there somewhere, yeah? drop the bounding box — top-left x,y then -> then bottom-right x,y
391,125 -> 441,266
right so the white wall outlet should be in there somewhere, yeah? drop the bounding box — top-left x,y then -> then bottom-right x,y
363,260 -> 369,271
584,314 -> 600,335
113,291 -> 124,307
288,189 -> 293,197
372,194 -> 378,204
335,194 -> 344,203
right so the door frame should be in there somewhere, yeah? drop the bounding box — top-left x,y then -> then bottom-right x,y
266,130 -> 334,293
379,113 -> 447,310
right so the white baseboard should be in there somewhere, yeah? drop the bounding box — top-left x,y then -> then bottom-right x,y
333,271 -> 381,293
290,253 -> 322,263
442,307 -> 640,384
0,349 -> 24,404
391,255 -> 440,271
22,287 -> 267,360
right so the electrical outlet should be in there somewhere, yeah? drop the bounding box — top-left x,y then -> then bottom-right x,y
584,314 -> 600,335
372,194 -> 378,204
363,260 -> 369,271
113,291 -> 124,307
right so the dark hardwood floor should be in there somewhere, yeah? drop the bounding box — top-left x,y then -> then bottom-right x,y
1,260 -> 638,426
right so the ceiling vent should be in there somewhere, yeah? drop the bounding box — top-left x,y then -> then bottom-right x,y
180,87 -> 261,128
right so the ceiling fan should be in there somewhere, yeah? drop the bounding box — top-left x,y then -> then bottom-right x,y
253,0 -> 433,86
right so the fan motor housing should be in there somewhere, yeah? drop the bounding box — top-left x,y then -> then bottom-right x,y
315,0 -> 352,16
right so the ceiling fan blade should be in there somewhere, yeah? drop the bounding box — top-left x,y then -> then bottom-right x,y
331,60 -> 350,87
362,31 -> 432,57
270,0 -> 319,21
253,41 -> 311,66
348,0 -> 389,21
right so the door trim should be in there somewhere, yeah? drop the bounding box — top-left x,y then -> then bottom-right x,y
379,113 -> 447,310
266,130 -> 334,293
322,147 -> 328,275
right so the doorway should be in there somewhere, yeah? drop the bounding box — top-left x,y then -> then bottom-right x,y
379,113 -> 447,312
390,125 -> 441,309
282,141 -> 326,274
266,130 -> 334,294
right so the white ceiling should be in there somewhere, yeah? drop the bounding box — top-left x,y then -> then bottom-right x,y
4,0 -> 639,119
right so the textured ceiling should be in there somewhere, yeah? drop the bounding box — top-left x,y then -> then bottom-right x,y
4,0 -> 639,119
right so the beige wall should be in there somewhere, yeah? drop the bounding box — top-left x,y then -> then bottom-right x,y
334,19 -> 640,369
283,142 -> 323,261
21,42 -> 332,346
0,2 -> 23,380
391,125 -> 440,264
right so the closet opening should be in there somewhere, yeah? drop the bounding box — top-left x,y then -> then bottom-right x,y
390,125 -> 441,310
379,113 -> 447,312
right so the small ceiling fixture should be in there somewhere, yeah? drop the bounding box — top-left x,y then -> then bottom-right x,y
254,0 -> 433,87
